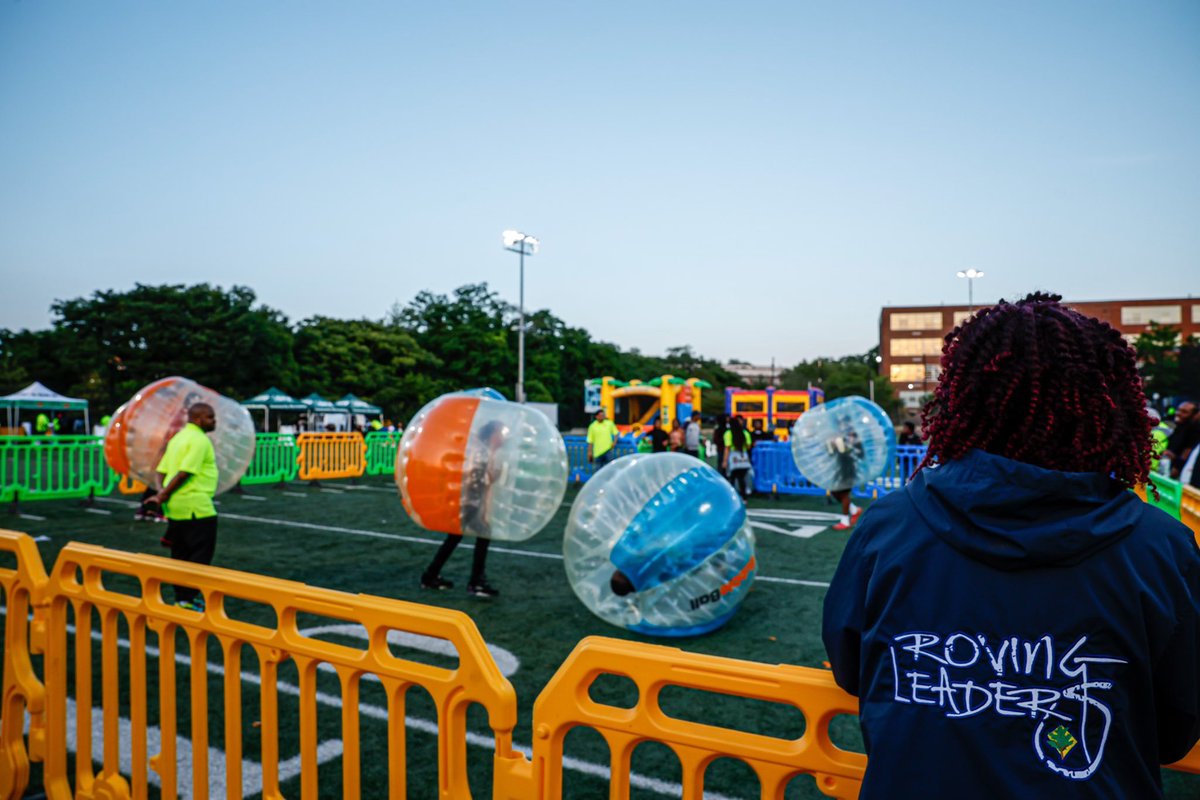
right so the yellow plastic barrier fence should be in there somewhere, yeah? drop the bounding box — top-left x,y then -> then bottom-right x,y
529,636 -> 866,800
0,531 -> 49,800
295,432 -> 367,482
117,474 -> 147,495
1181,485 -> 1200,550
1173,489 -> 1200,776
39,541 -> 522,799
5,532 -> 1197,798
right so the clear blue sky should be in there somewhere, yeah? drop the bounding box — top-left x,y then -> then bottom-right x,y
2,1 -> 1197,366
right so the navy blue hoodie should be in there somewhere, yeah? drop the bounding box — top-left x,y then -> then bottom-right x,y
823,449 -> 1200,799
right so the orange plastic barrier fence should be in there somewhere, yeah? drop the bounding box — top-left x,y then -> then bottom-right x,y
1181,485 -> 1200,550
37,541 -> 522,799
529,636 -> 866,800
117,474 -> 147,495
295,432 -> 367,482
3,532 -> 1197,799
0,530 -> 49,800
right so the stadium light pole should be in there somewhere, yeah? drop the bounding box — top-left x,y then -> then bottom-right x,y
956,268 -> 984,313
503,230 -> 539,404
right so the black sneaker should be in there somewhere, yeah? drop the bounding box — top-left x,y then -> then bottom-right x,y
420,575 -> 454,591
467,581 -> 499,598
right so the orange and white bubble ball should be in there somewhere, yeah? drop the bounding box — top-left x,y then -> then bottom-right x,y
103,377 -> 256,495
395,389 -> 568,541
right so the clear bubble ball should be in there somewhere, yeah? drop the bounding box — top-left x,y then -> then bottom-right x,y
395,391 -> 568,541
563,452 -> 757,637
789,396 -> 896,491
103,376 -> 256,495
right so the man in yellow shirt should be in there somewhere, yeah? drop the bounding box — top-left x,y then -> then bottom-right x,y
150,403 -> 219,611
587,409 -> 620,470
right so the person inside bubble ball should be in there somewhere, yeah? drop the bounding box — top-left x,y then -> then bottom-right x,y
420,420 -> 505,598
822,292 -> 1200,798
827,413 -> 865,531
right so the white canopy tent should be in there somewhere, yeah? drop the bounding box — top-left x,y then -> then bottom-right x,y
0,381 -> 90,434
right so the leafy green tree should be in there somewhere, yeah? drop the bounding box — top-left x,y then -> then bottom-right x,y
394,284 -> 515,396
0,328 -> 45,395
292,317 -> 439,422
47,284 -> 298,411
1135,322 -> 1197,399
780,351 -> 900,417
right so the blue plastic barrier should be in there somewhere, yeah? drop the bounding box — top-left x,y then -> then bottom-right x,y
563,435 -> 638,482
562,436 -> 927,495
750,442 -> 927,498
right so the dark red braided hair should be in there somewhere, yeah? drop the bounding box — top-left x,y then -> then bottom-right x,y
917,291 -> 1154,487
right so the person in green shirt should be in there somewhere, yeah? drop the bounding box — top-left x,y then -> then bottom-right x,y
587,409 -> 620,469
149,403 -> 219,612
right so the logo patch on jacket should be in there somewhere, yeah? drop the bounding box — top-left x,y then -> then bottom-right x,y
1047,725 -> 1077,760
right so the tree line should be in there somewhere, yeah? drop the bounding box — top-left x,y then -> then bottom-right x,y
10,283 -> 1187,430
2,283 -> 896,428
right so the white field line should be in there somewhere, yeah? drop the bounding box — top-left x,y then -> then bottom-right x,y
318,489 -> 344,495
217,513 -> 565,561
747,508 -> 842,522
281,491 -> 306,498
752,522 -> 827,539
239,495 -> 267,502
5,608 -> 742,800
57,697 -> 342,799
18,513 -> 47,521
338,485 -> 395,493
755,576 -> 831,588
97,501 -> 833,580
84,508 -> 112,515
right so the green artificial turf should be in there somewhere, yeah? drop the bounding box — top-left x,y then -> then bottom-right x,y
2,476 -> 1196,799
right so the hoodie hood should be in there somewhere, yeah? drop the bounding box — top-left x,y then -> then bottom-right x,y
908,449 -> 1142,570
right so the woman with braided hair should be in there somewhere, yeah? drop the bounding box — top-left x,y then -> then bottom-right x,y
823,292 -> 1199,798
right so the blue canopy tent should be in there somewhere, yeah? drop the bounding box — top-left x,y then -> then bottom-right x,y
241,387 -> 307,432
1,381 -> 90,435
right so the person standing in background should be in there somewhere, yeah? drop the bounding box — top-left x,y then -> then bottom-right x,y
587,409 -> 620,469
668,419 -> 685,451
713,414 -> 729,475
684,412 -> 702,457
149,403 -> 219,612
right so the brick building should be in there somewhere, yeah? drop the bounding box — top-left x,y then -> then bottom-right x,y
880,297 -> 1200,409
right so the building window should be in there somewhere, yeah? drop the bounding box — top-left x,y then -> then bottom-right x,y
890,338 -> 943,357
1120,305 -> 1181,326
890,364 -> 925,382
899,391 -> 926,409
890,312 -> 944,331
1193,304 -> 1200,323
925,364 -> 942,382
953,311 -> 974,326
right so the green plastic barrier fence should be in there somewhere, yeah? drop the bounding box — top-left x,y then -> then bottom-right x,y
240,433 -> 299,486
365,431 -> 403,476
0,435 -> 118,504
1145,473 -> 1184,520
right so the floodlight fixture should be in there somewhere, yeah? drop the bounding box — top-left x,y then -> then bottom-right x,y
955,268 -> 985,312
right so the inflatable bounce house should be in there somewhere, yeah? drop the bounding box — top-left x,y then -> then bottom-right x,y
725,386 -> 825,440
585,376 -> 712,434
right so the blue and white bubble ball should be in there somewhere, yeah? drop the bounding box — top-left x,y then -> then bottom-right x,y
790,396 -> 896,491
563,453 -> 757,637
